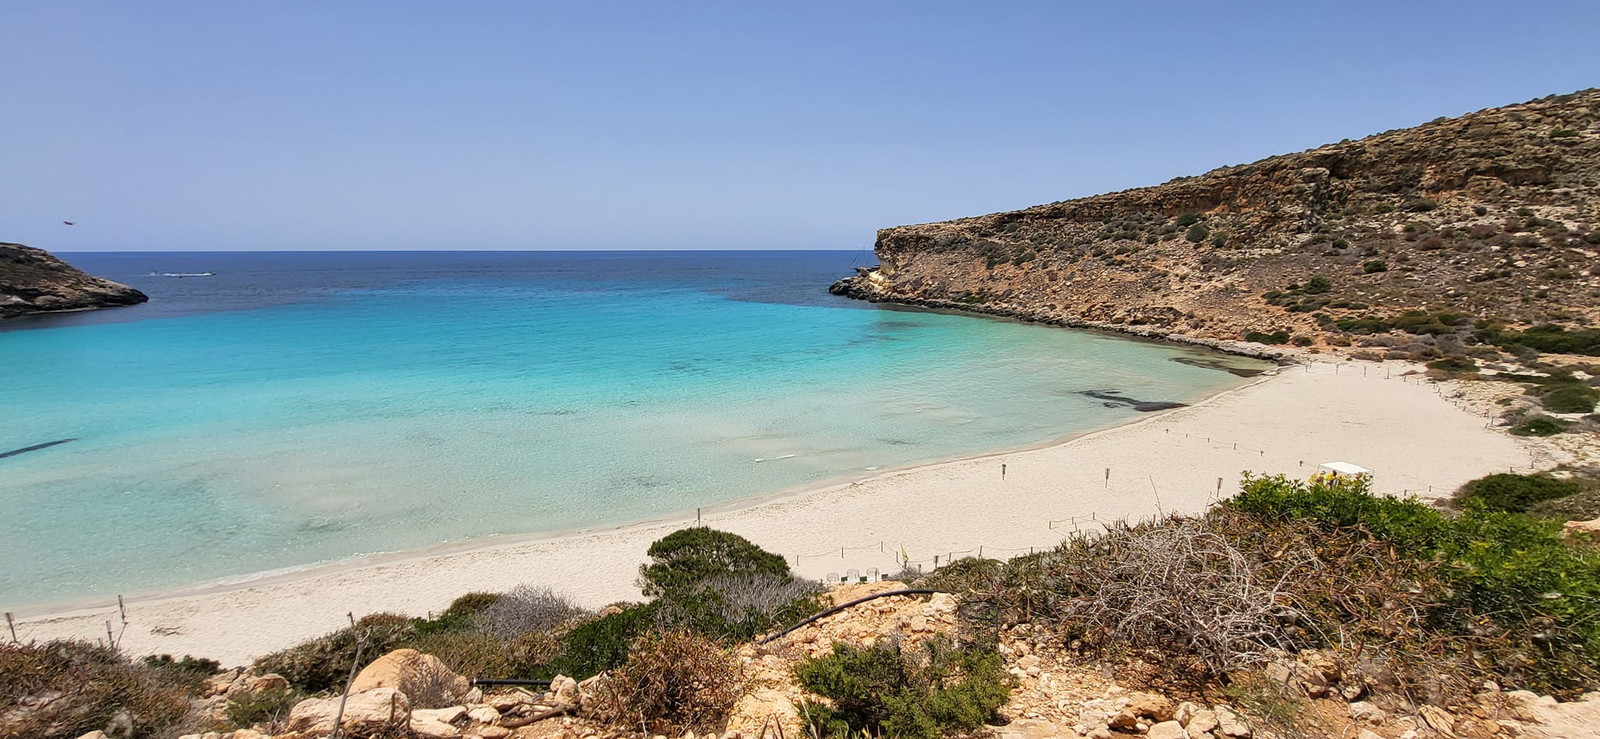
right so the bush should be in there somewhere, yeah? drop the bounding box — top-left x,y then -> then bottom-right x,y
1407,198 -> 1439,212
655,572 -> 824,643
0,640 -> 194,739
638,527 -> 791,597
1538,384 -> 1600,414
1362,260 -> 1389,273
1511,415 -> 1568,436
1175,213 -> 1201,227
1302,276 -> 1333,294
415,591 -> 503,635
1455,473 -> 1582,513
1185,224 -> 1211,243
919,557 -> 1003,593
554,604 -> 657,678
138,654 -> 221,692
1244,330 -> 1291,345
226,683 -> 302,732
586,631 -> 744,735
1427,357 -> 1478,374
474,585 -> 589,640
1528,486 -> 1600,521
255,612 -> 417,692
795,637 -> 1010,739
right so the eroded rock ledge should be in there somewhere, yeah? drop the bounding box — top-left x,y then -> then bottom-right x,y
0,242 -> 147,318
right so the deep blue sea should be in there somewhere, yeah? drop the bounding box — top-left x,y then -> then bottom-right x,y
1,251 -> 1262,607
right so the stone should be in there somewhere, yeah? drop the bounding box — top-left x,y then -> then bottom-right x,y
414,706 -> 469,724
78,733 -> 109,739
1214,706 -> 1251,738
1147,721 -> 1186,739
1419,705 -> 1456,736
993,718 -> 1068,739
480,728 -> 512,739
1348,701 -> 1385,722
1174,702 -> 1202,726
412,716 -> 463,738
1185,710 -> 1219,736
467,705 -> 501,723
351,649 -> 471,706
287,687 -> 410,734
488,691 -> 535,711
725,686 -> 802,738
550,675 -> 582,703
1357,731 -> 1384,739
1126,692 -> 1175,722
230,730 -> 269,739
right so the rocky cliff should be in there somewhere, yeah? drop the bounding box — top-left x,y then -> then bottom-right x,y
833,90 -> 1600,352
0,242 -> 147,318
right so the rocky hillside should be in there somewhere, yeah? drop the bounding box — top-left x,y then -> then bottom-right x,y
0,242 -> 147,318
832,90 -> 1600,352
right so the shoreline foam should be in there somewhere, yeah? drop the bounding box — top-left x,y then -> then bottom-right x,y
14,359 -> 1529,666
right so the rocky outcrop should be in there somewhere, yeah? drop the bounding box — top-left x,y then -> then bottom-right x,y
833,90 -> 1600,347
0,242 -> 146,318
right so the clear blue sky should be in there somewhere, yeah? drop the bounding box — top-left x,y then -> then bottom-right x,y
3,1 -> 1597,252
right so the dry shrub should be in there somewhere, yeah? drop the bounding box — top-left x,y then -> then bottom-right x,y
0,640 -> 194,739
586,630 -> 745,735
407,630 -> 512,686
474,585 -> 590,640
255,612 -> 417,692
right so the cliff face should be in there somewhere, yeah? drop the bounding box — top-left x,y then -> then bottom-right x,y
0,243 -> 147,318
833,90 -> 1600,349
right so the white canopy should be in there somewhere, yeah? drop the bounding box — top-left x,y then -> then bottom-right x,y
1319,461 -> 1373,476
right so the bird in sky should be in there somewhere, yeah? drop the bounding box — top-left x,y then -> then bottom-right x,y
62,221 -> 75,226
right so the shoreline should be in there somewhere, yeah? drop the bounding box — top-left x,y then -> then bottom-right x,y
12,357 -> 1532,666
10,361 -> 1272,618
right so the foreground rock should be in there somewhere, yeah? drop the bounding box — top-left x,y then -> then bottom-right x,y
0,242 -> 146,318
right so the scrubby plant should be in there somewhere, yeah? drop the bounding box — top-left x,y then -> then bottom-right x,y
0,640 -> 194,739
554,604 -> 658,678
138,653 -> 221,692
585,631 -> 744,735
1511,415 -> 1568,436
1537,383 -> 1600,414
226,683 -> 301,732
795,636 -> 1010,739
1244,330 -> 1291,345
1454,473 -> 1582,513
414,591 -> 503,635
1302,275 -> 1333,294
1185,224 -> 1211,243
638,527 -> 791,597
654,572 -> 824,643
918,556 -> 1003,593
474,585 -> 589,640
254,612 -> 417,692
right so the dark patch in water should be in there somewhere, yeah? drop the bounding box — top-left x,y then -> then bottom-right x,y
0,438 -> 77,460
1171,356 -> 1266,377
1077,390 -> 1187,412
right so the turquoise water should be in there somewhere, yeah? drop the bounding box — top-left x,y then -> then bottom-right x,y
0,251 -> 1260,607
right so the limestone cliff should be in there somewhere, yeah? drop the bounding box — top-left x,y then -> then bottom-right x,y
833,90 -> 1600,350
0,242 -> 147,318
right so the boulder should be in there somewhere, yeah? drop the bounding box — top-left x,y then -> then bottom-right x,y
1147,721 -> 1186,739
479,727 -> 512,739
287,687 -> 410,735
410,716 -> 462,738
1214,706 -> 1251,738
993,719 -> 1069,739
466,705 -> 500,723
725,686 -> 802,738
1185,710 -> 1219,735
413,706 -> 468,724
1126,692 -> 1175,722
350,649 -> 470,707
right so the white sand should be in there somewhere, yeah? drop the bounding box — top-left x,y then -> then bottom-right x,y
12,360 -> 1532,666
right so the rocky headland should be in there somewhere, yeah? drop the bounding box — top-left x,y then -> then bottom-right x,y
0,242 -> 147,318
832,90 -> 1600,354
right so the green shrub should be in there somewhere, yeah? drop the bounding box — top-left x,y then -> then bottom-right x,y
638,527 -> 792,597
1302,275 -> 1333,294
415,591 -> 503,635
1427,357 -> 1478,374
254,612 -> 417,692
1244,330 -> 1291,345
1455,473 -> 1582,513
226,683 -> 302,731
1538,384 -> 1600,413
1362,260 -> 1389,273
920,557 -> 1003,593
654,573 -> 823,643
1528,486 -> 1600,521
553,604 -> 657,678
138,653 -> 221,692
1511,416 -> 1568,436
1175,213 -> 1201,227
1407,198 -> 1439,212
1551,129 -> 1579,138
796,637 -> 1010,739
1185,224 -> 1211,243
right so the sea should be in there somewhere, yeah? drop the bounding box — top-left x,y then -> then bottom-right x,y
0,251 -> 1265,609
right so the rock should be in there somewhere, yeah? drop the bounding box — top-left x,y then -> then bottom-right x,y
1214,706 -> 1251,738
1185,710 -> 1219,736
1126,692 -> 1175,722
350,649 -> 471,706
414,706 -> 468,724
725,686 -> 802,738
1147,721 -> 1186,739
227,672 -> 289,700
1563,518 -> 1600,536
1107,711 -> 1140,730
1419,705 -> 1457,736
0,243 -> 149,319
411,716 -> 463,738
287,687 -> 410,734
77,733 -> 109,739
479,728 -> 512,739
467,705 -> 500,723
1357,731 -> 1384,739
1174,702 -> 1202,726
231,731 -> 269,739
1348,701 -> 1385,722
551,673 -> 579,702
993,718 -> 1068,739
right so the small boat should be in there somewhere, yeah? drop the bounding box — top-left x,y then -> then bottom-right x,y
149,271 -> 216,278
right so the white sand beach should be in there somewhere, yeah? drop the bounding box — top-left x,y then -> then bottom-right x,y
13,360 -> 1532,666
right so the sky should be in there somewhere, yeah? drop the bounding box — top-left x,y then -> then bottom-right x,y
2,2 -> 1598,252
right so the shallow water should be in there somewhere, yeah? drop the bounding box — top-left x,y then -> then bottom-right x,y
0,251 -> 1263,607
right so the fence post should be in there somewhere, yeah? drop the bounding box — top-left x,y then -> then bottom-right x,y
4,612 -> 14,642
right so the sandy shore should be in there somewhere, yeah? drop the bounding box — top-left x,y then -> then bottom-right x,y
13,360 -> 1532,666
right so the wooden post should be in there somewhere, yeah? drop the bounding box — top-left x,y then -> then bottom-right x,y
4,612 -> 15,642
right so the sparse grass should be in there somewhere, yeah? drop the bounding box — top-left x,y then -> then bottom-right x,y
0,640 -> 195,739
